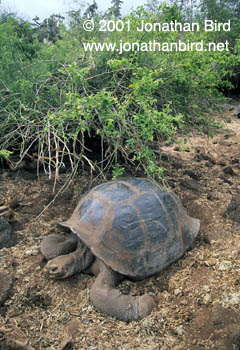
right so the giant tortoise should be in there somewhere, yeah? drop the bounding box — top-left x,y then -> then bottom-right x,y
40,177 -> 200,321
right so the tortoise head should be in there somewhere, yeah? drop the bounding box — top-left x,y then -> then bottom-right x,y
44,254 -> 77,279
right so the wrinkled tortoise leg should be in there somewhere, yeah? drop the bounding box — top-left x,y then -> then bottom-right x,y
40,233 -> 79,261
89,260 -> 155,322
44,239 -> 94,279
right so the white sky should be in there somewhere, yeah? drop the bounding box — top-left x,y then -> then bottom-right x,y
1,0 -> 148,21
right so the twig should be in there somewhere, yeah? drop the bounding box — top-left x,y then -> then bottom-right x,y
34,160 -> 80,220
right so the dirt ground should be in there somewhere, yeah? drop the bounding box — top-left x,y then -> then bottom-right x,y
0,102 -> 240,350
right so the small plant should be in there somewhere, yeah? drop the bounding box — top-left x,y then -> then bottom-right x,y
112,164 -> 125,180
0,150 -> 12,159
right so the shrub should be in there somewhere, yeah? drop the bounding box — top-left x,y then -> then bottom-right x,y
0,6 -> 239,184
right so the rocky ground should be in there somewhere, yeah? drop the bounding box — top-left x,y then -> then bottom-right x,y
0,101 -> 240,350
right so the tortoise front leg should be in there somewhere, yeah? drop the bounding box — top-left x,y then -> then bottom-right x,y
40,233 -> 79,260
90,260 -> 155,322
44,240 -> 94,279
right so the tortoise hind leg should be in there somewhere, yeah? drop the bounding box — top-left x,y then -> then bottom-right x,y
40,233 -> 79,261
90,260 -> 155,322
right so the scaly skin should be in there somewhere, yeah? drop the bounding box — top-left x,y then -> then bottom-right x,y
40,233 -> 78,260
89,260 -> 155,322
41,235 -> 156,320
44,239 -> 94,279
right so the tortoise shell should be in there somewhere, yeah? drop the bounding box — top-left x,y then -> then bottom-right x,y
62,178 -> 200,278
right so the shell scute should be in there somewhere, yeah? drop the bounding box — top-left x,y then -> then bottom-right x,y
79,197 -> 105,227
94,182 -> 134,202
133,193 -> 169,244
112,205 -> 144,251
155,190 -> 181,233
120,177 -> 157,193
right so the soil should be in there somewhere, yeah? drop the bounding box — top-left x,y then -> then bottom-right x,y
0,102 -> 240,350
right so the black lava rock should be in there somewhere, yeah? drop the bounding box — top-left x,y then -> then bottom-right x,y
0,217 -> 15,249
